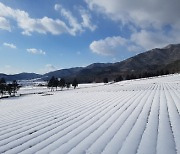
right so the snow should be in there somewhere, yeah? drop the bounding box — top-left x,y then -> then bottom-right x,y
0,74 -> 179,154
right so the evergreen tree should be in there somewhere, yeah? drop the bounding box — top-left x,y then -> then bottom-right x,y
0,78 -> 6,84
156,70 -> 160,76
66,82 -> 71,89
115,75 -> 123,82
48,76 -> 56,91
72,78 -> 78,89
0,78 -> 6,97
59,78 -> 66,90
12,80 -> 19,95
130,74 -> 136,80
6,84 -> 13,96
103,77 -> 108,84
165,70 -> 169,75
142,72 -> 148,78
160,69 -> 164,75
126,74 -> 130,80
54,78 -> 59,91
138,73 -> 142,79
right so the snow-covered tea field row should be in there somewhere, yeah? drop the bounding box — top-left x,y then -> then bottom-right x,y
0,74 -> 180,154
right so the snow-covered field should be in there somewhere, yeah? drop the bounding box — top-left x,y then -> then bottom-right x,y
17,82 -> 105,96
0,74 -> 180,154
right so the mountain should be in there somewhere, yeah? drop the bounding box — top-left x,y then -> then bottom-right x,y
113,43 -> 180,71
74,43 -> 180,82
43,67 -> 83,80
0,73 -> 42,81
1,43 -> 180,82
165,59 -> 180,72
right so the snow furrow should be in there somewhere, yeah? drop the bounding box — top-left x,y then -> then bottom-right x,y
164,84 -> 180,154
33,93 -> 130,154
101,87 -> 153,154
85,90 -> 147,154
0,95 -> 117,153
2,93 -> 130,153
66,92 -> 139,154
0,94 -> 96,129
137,86 -> 160,154
156,84 -> 176,154
0,74 -> 179,154
0,95 -> 104,141
118,85 -> 156,154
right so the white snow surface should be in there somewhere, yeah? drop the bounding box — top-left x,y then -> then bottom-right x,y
0,74 -> 180,154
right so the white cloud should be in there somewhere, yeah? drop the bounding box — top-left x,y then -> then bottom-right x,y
55,4 -> 97,34
85,0 -> 180,29
0,2 -> 79,36
55,4 -> 83,35
86,0 -> 180,50
27,48 -> 46,55
79,9 -> 97,31
89,35 -> 149,55
90,36 -> 127,56
0,17 -> 11,31
3,42 -> 16,49
130,30 -> 180,50
45,64 -> 56,72
90,30 -> 180,56
127,45 -> 142,52
38,64 -> 57,74
0,2 -> 97,36
54,4 -> 62,12
20,16 -> 69,36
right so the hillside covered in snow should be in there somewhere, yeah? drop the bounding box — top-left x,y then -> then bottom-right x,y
0,74 -> 180,154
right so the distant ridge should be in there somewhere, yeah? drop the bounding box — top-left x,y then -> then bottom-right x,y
0,73 -> 42,81
1,43 -> 180,82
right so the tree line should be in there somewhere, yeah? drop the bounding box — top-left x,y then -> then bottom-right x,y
48,76 -> 78,91
0,78 -> 20,97
103,69 -> 171,83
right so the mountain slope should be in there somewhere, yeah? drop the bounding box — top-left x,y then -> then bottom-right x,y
165,59 -> 180,72
74,43 -> 180,82
43,67 -> 83,80
112,44 -> 180,72
0,73 -> 42,81
1,43 -> 180,82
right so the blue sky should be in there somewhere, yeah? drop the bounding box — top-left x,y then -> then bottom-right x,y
0,0 -> 180,74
